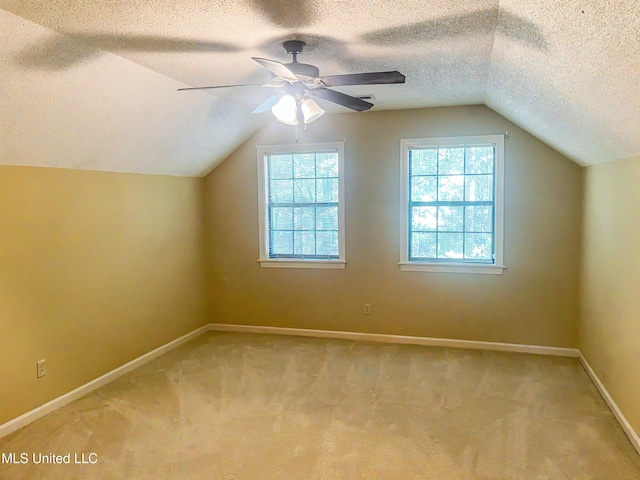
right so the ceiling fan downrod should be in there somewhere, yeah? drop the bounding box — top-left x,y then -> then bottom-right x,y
282,40 -> 306,63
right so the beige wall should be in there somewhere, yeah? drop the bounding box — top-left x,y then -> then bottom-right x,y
204,105 -> 583,347
0,166 -> 207,425
580,156 -> 640,436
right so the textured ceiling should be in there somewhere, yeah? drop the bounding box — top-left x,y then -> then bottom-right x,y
1,0 -> 639,175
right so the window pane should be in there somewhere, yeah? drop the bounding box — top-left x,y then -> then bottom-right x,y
411,232 -> 437,258
271,231 -> 293,255
316,178 -> 338,202
270,179 -> 293,203
293,179 -> 315,203
271,207 -> 293,230
438,175 -> 464,201
316,153 -> 338,177
264,146 -> 343,262
316,206 -> 338,230
410,149 -> 437,175
294,231 -> 316,255
437,206 -> 464,232
465,175 -> 493,201
437,233 -> 463,258
411,206 -> 437,231
438,148 -> 464,174
294,153 -> 315,178
465,147 -> 494,174
465,206 -> 493,232
294,207 -> 315,230
269,155 -> 293,179
411,176 -> 437,201
464,233 -> 493,260
316,231 -> 339,256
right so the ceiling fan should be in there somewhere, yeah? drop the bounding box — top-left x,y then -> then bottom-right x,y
178,40 -> 405,126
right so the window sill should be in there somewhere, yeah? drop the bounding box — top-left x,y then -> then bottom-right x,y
258,259 -> 346,270
399,262 -> 506,274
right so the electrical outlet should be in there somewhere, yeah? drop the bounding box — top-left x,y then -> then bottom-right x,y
36,359 -> 46,378
364,304 -> 371,315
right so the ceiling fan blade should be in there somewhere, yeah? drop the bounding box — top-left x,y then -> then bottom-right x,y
251,94 -> 282,113
177,83 -> 277,92
319,71 -> 406,87
178,83 -> 281,92
309,88 -> 374,111
252,57 -> 298,82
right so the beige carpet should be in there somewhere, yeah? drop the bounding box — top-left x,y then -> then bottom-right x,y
1,332 -> 639,479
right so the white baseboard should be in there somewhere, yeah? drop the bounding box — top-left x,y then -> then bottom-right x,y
579,352 -> 640,455
208,323 -> 579,357
0,325 -> 210,439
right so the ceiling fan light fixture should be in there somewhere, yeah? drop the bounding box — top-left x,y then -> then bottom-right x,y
271,95 -> 299,125
300,98 -> 325,124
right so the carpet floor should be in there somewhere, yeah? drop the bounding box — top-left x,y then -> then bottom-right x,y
1,332 -> 639,479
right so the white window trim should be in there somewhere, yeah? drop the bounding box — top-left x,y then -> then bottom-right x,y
257,142 -> 346,269
399,135 -> 506,274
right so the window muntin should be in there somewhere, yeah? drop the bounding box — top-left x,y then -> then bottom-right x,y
400,136 -> 505,274
257,143 -> 345,268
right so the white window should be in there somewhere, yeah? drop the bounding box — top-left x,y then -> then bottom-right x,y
399,135 -> 505,274
257,142 -> 346,269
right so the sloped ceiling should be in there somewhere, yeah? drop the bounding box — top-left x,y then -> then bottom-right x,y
1,0 -> 638,176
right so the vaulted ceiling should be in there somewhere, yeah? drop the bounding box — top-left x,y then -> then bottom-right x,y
1,1 -> 638,176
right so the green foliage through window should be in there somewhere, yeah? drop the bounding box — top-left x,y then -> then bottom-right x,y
408,145 -> 495,262
267,152 -> 340,259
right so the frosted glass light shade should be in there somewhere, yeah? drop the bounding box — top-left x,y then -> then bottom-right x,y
300,98 -> 325,124
271,95 -> 299,125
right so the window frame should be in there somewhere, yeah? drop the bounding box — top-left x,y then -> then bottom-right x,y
257,142 -> 346,269
399,135 -> 506,274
